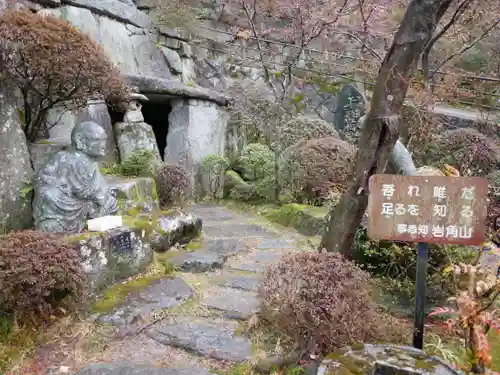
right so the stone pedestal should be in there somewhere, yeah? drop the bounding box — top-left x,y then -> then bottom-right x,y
71,227 -> 153,294
70,212 -> 201,294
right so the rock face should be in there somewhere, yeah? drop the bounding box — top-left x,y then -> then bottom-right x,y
318,344 -> 461,375
45,99 -> 118,164
115,121 -> 162,163
166,99 -> 229,196
75,363 -> 217,375
0,83 -> 34,233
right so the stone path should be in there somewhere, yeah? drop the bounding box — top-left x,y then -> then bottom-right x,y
70,204 -> 313,375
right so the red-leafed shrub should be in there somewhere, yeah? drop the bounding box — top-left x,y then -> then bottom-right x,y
280,136 -> 356,205
156,164 -> 189,207
260,251 -> 408,354
0,230 -> 86,319
0,9 -> 129,141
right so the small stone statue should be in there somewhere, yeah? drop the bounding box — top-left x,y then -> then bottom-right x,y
33,121 -> 118,233
123,93 -> 148,123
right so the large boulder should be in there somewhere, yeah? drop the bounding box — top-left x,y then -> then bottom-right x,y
114,121 -> 162,163
0,83 -> 33,233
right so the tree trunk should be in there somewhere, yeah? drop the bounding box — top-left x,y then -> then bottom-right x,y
320,0 -> 453,257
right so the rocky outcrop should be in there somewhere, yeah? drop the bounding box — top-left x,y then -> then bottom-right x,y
0,83 -> 34,233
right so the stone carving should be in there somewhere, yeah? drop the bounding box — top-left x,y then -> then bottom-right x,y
33,121 -> 118,233
333,84 -> 367,144
123,92 -> 149,123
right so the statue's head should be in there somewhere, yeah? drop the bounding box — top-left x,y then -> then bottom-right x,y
71,121 -> 107,158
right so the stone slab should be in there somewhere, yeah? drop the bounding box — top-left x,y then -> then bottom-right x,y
255,238 -> 296,250
123,74 -> 230,106
201,287 -> 260,319
202,223 -> 278,239
98,277 -> 194,326
203,238 -> 247,256
169,251 -> 225,273
187,204 -> 238,222
221,274 -> 261,292
146,318 -> 252,362
75,363 -> 217,375
227,251 -> 283,273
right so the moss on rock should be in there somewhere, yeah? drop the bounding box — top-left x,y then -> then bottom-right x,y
263,203 -> 328,236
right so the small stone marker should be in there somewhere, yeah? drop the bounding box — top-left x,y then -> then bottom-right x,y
367,174 -> 489,245
109,231 -> 133,254
333,84 -> 366,143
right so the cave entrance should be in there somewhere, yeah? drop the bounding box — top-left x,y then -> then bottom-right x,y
141,99 -> 172,160
107,97 -> 172,160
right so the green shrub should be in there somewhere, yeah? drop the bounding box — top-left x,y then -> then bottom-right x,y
235,143 -> 275,182
0,230 -> 86,320
260,251 -> 407,354
156,164 -> 189,207
353,228 -> 474,304
199,154 -> 229,199
101,150 -> 156,177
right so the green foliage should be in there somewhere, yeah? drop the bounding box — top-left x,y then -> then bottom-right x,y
200,154 -> 230,199
354,228 -> 474,304
260,251 -> 407,354
235,143 -> 275,181
101,150 -> 157,178
234,143 -> 276,201
0,230 -> 87,320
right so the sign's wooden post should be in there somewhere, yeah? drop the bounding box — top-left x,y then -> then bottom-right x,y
367,174 -> 489,349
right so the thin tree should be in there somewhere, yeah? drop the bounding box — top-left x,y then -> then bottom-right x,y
320,0 -> 463,255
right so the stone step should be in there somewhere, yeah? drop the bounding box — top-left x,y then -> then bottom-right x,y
202,222 -> 279,239
226,250 -> 284,273
97,278 -> 194,327
74,363 -> 217,375
201,287 -> 260,320
168,238 -> 248,272
146,317 -> 252,362
220,273 -> 262,292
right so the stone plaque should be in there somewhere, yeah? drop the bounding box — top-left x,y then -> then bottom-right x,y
109,231 -> 133,254
367,174 -> 489,245
333,84 -> 366,143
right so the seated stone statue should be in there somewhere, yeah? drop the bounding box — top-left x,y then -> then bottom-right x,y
33,121 -> 118,233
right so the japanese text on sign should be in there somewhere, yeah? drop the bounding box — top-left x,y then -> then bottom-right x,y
367,175 -> 489,245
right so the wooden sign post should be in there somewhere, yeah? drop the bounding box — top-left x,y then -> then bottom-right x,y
367,174 -> 489,349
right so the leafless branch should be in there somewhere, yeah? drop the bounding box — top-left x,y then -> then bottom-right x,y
432,18 -> 500,75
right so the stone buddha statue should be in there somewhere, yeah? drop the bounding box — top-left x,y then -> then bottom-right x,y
33,121 -> 118,233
